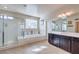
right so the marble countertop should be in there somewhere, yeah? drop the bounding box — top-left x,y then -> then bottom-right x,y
49,31 -> 79,38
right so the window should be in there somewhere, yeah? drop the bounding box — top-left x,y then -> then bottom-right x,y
25,19 -> 37,29
52,22 -> 55,30
0,15 -> 14,20
61,21 -> 67,32
19,22 -> 25,29
18,19 -> 39,38
61,23 -> 67,31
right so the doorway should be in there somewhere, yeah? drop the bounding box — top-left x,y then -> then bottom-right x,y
75,22 -> 79,32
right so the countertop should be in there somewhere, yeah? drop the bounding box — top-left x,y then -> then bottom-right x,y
49,31 -> 79,38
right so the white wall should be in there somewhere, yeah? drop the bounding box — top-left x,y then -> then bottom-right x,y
26,5 -> 38,17
47,20 -> 53,33
39,20 -> 46,35
0,19 -> 3,46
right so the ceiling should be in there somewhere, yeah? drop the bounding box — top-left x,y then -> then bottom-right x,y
0,4 -> 79,20
0,4 -> 64,18
48,4 -> 79,20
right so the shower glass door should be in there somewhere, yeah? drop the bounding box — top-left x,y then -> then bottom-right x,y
0,15 -> 18,46
0,17 -> 3,46
4,16 -> 18,46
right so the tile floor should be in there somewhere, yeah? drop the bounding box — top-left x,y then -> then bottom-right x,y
0,40 -> 70,54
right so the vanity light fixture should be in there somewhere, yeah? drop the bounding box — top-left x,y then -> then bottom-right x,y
65,11 -> 74,16
65,12 -> 71,16
61,14 -> 66,17
58,13 -> 66,18
58,14 -> 62,17
58,11 -> 74,18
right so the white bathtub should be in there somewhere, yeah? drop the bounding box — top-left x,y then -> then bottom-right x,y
18,34 -> 47,46
0,34 -> 47,50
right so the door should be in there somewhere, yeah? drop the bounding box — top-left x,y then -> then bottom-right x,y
48,34 -> 60,47
71,38 -> 79,54
53,34 -> 60,47
59,36 -> 71,52
4,18 -> 18,45
0,18 -> 3,46
76,22 -> 79,32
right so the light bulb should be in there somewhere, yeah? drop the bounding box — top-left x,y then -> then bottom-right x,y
58,15 -> 62,17
62,14 -> 66,17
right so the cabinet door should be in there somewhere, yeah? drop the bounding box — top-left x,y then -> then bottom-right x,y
0,19 -> 3,46
52,34 -> 60,47
48,34 -> 53,44
59,36 -> 71,52
71,38 -> 79,54
48,34 -> 60,47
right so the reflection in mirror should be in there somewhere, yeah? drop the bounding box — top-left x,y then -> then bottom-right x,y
52,18 -> 67,32
51,13 -> 79,33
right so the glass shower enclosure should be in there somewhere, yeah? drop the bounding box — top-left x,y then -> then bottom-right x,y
0,15 -> 18,47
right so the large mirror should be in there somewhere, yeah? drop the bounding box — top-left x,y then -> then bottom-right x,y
51,13 -> 79,33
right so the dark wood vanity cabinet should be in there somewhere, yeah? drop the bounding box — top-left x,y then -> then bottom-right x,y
71,38 -> 79,54
48,33 -> 79,54
51,34 -> 60,47
48,34 -> 60,47
59,36 -> 71,52
48,34 -> 54,45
